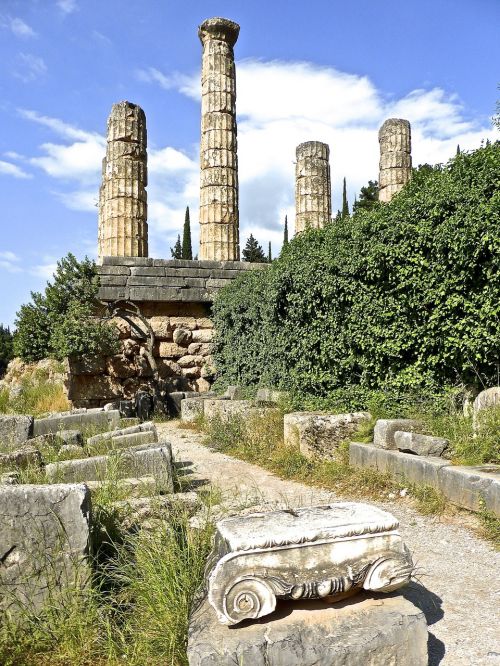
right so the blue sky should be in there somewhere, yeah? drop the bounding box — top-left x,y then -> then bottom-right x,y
0,0 -> 498,328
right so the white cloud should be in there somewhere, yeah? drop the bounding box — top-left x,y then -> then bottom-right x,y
3,151 -> 25,160
30,262 -> 57,279
1,16 -> 37,38
56,0 -> 78,15
0,160 -> 32,179
14,53 -> 47,82
0,251 -> 22,273
21,58 -> 497,258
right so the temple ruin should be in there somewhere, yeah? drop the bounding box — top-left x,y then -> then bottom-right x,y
294,141 -> 332,233
98,101 -> 148,259
198,17 -> 240,261
378,118 -> 412,203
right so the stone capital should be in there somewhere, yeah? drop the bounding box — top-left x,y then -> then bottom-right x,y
198,17 -> 240,46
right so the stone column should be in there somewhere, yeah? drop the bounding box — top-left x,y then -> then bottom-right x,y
378,118 -> 412,203
295,141 -> 331,234
198,17 -> 240,261
98,101 -> 148,259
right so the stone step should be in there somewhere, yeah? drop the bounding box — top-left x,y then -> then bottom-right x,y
33,410 -> 120,437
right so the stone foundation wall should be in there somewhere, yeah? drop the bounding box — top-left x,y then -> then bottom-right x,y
66,301 -> 215,407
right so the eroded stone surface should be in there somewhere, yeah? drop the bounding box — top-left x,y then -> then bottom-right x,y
373,419 -> 421,450
198,17 -> 240,261
45,444 -> 173,492
206,502 -> 413,626
378,118 -> 412,203
295,141 -> 331,233
0,445 -> 42,471
33,410 -> 120,436
98,101 -> 148,258
0,415 -> 33,449
188,593 -> 427,666
0,483 -> 91,619
394,431 -> 449,457
284,412 -> 370,460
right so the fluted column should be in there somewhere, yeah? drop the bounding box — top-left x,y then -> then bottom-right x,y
98,101 -> 148,259
378,118 -> 412,203
198,17 -> 240,261
295,141 -> 331,234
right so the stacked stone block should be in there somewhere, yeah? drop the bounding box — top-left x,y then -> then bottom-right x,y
198,17 -> 240,261
295,141 -> 332,233
98,101 -> 148,259
378,118 -> 412,203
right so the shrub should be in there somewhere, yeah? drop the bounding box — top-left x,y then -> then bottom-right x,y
14,253 -> 118,362
213,142 -> 500,400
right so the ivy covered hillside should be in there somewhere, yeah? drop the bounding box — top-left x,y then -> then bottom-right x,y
212,142 -> 500,404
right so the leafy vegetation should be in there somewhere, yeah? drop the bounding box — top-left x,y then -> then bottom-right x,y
0,325 -> 13,377
213,143 -> 500,401
0,362 -> 70,418
14,253 -> 119,363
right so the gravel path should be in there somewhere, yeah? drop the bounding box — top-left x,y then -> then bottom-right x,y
159,422 -> 500,666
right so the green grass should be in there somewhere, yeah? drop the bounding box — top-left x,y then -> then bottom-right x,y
0,374 -> 70,418
0,497 -> 214,666
202,410 -> 402,501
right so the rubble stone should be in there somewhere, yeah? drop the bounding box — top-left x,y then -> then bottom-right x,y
0,415 -> 34,449
394,431 -> 449,457
373,419 -> 422,450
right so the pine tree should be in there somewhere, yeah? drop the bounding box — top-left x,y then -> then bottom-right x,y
181,206 -> 193,259
268,242 -> 272,263
341,177 -> 349,219
283,215 -> 289,246
171,234 -> 182,259
352,180 -> 379,214
242,234 -> 266,262
0,324 -> 13,376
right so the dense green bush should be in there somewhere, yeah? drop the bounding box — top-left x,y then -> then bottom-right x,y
14,253 -> 118,362
213,142 -> 500,400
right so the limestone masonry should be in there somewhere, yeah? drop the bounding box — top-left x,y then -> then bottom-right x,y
98,101 -> 148,259
378,118 -> 412,203
295,141 -> 332,233
198,17 -> 240,261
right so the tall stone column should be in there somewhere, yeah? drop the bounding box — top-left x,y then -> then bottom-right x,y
198,17 -> 240,261
98,101 -> 148,259
295,141 -> 332,234
378,118 -> 412,203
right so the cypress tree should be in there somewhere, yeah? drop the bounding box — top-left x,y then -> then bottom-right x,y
181,206 -> 193,259
283,215 -> 289,246
456,144 -> 461,155
268,242 -> 272,263
171,234 -> 182,259
341,177 -> 349,218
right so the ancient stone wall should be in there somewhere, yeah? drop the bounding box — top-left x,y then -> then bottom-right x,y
378,118 -> 412,203
98,101 -> 148,259
198,17 -> 240,261
66,302 -> 215,406
295,141 -> 332,233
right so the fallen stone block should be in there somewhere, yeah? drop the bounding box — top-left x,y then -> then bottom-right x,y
223,385 -> 243,400
86,421 -> 156,447
33,410 -> 120,437
349,442 -> 450,488
45,445 -> 173,493
105,430 -> 158,450
284,412 -> 371,460
0,445 -> 43,471
255,388 -> 284,405
204,399 -> 260,422
58,444 -> 86,460
85,475 -> 156,497
55,430 -> 83,447
181,397 -> 206,423
394,431 -> 449,457
188,594 -> 427,666
473,387 -> 500,431
0,483 -> 91,620
0,415 -> 34,449
373,419 -> 422,450
439,464 -> 500,516
111,491 -> 200,530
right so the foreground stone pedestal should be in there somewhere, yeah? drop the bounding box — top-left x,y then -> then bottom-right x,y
188,593 -> 428,665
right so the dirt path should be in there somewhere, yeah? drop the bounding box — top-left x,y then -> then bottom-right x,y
158,422 -> 500,666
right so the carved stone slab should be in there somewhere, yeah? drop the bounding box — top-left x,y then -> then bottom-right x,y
206,502 -> 413,625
